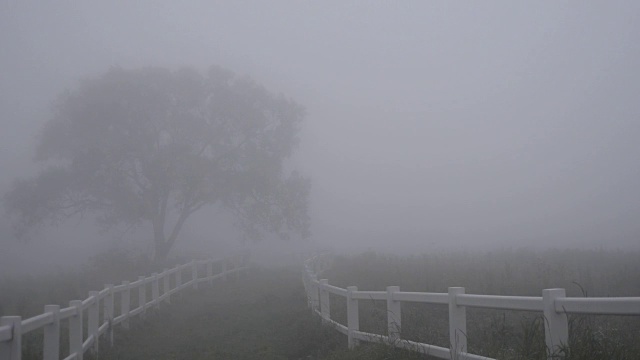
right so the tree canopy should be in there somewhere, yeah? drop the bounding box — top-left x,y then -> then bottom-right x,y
4,66 -> 310,260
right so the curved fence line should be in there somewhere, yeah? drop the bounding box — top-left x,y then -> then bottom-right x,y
0,252 -> 250,360
302,254 -> 640,360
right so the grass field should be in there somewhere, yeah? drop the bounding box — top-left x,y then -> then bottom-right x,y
322,249 -> 640,359
2,248 -> 640,359
87,266 -> 430,360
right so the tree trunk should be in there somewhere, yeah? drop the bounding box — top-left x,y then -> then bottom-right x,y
151,211 -> 189,263
152,216 -> 171,264
153,241 -> 172,263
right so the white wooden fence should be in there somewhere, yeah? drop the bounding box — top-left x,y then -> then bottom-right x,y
0,253 -> 250,360
302,254 -> 640,360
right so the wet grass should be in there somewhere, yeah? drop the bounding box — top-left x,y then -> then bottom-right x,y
88,267 -> 344,360
4,248 -> 640,359
322,249 -> 640,360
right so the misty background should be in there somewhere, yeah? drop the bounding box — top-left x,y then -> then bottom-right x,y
2,1 -> 640,274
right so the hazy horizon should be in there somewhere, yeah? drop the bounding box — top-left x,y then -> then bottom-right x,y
2,2 -> 640,274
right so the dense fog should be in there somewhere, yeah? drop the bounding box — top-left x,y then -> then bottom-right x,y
2,2 -> 640,274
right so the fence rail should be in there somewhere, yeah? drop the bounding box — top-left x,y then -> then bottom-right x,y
0,252 -> 250,360
302,254 -> 640,360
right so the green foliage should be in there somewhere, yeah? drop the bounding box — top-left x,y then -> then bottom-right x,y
0,248 -> 165,318
325,249 -> 640,296
323,343 -> 426,360
0,249 -> 175,360
324,249 -> 640,359
5,249 -> 640,359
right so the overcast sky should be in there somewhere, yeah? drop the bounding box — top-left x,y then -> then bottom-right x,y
2,1 -> 640,268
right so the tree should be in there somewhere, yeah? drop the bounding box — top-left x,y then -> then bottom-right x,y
4,66 -> 310,261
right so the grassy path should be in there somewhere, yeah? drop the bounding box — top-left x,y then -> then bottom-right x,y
94,267 -> 344,360
93,266 -> 423,360
15,251 -> 639,360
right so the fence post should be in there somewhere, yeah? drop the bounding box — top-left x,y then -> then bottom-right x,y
69,300 -> 83,360
386,286 -> 401,343
103,284 -> 114,347
543,288 -> 569,358
302,273 -> 309,305
207,261 -> 213,285
192,261 -> 199,289
347,286 -> 359,349
43,305 -> 60,360
138,276 -> 146,315
448,287 -> 467,356
88,291 -> 99,354
152,273 -> 160,309
176,265 -> 183,298
304,272 -> 312,307
302,272 -> 309,307
0,316 -> 22,360
319,279 -> 330,323
310,276 -> 320,313
163,269 -> 171,304
121,281 -> 130,329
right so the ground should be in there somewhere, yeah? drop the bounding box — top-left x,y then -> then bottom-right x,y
92,266 -> 424,360
92,267 -> 318,359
